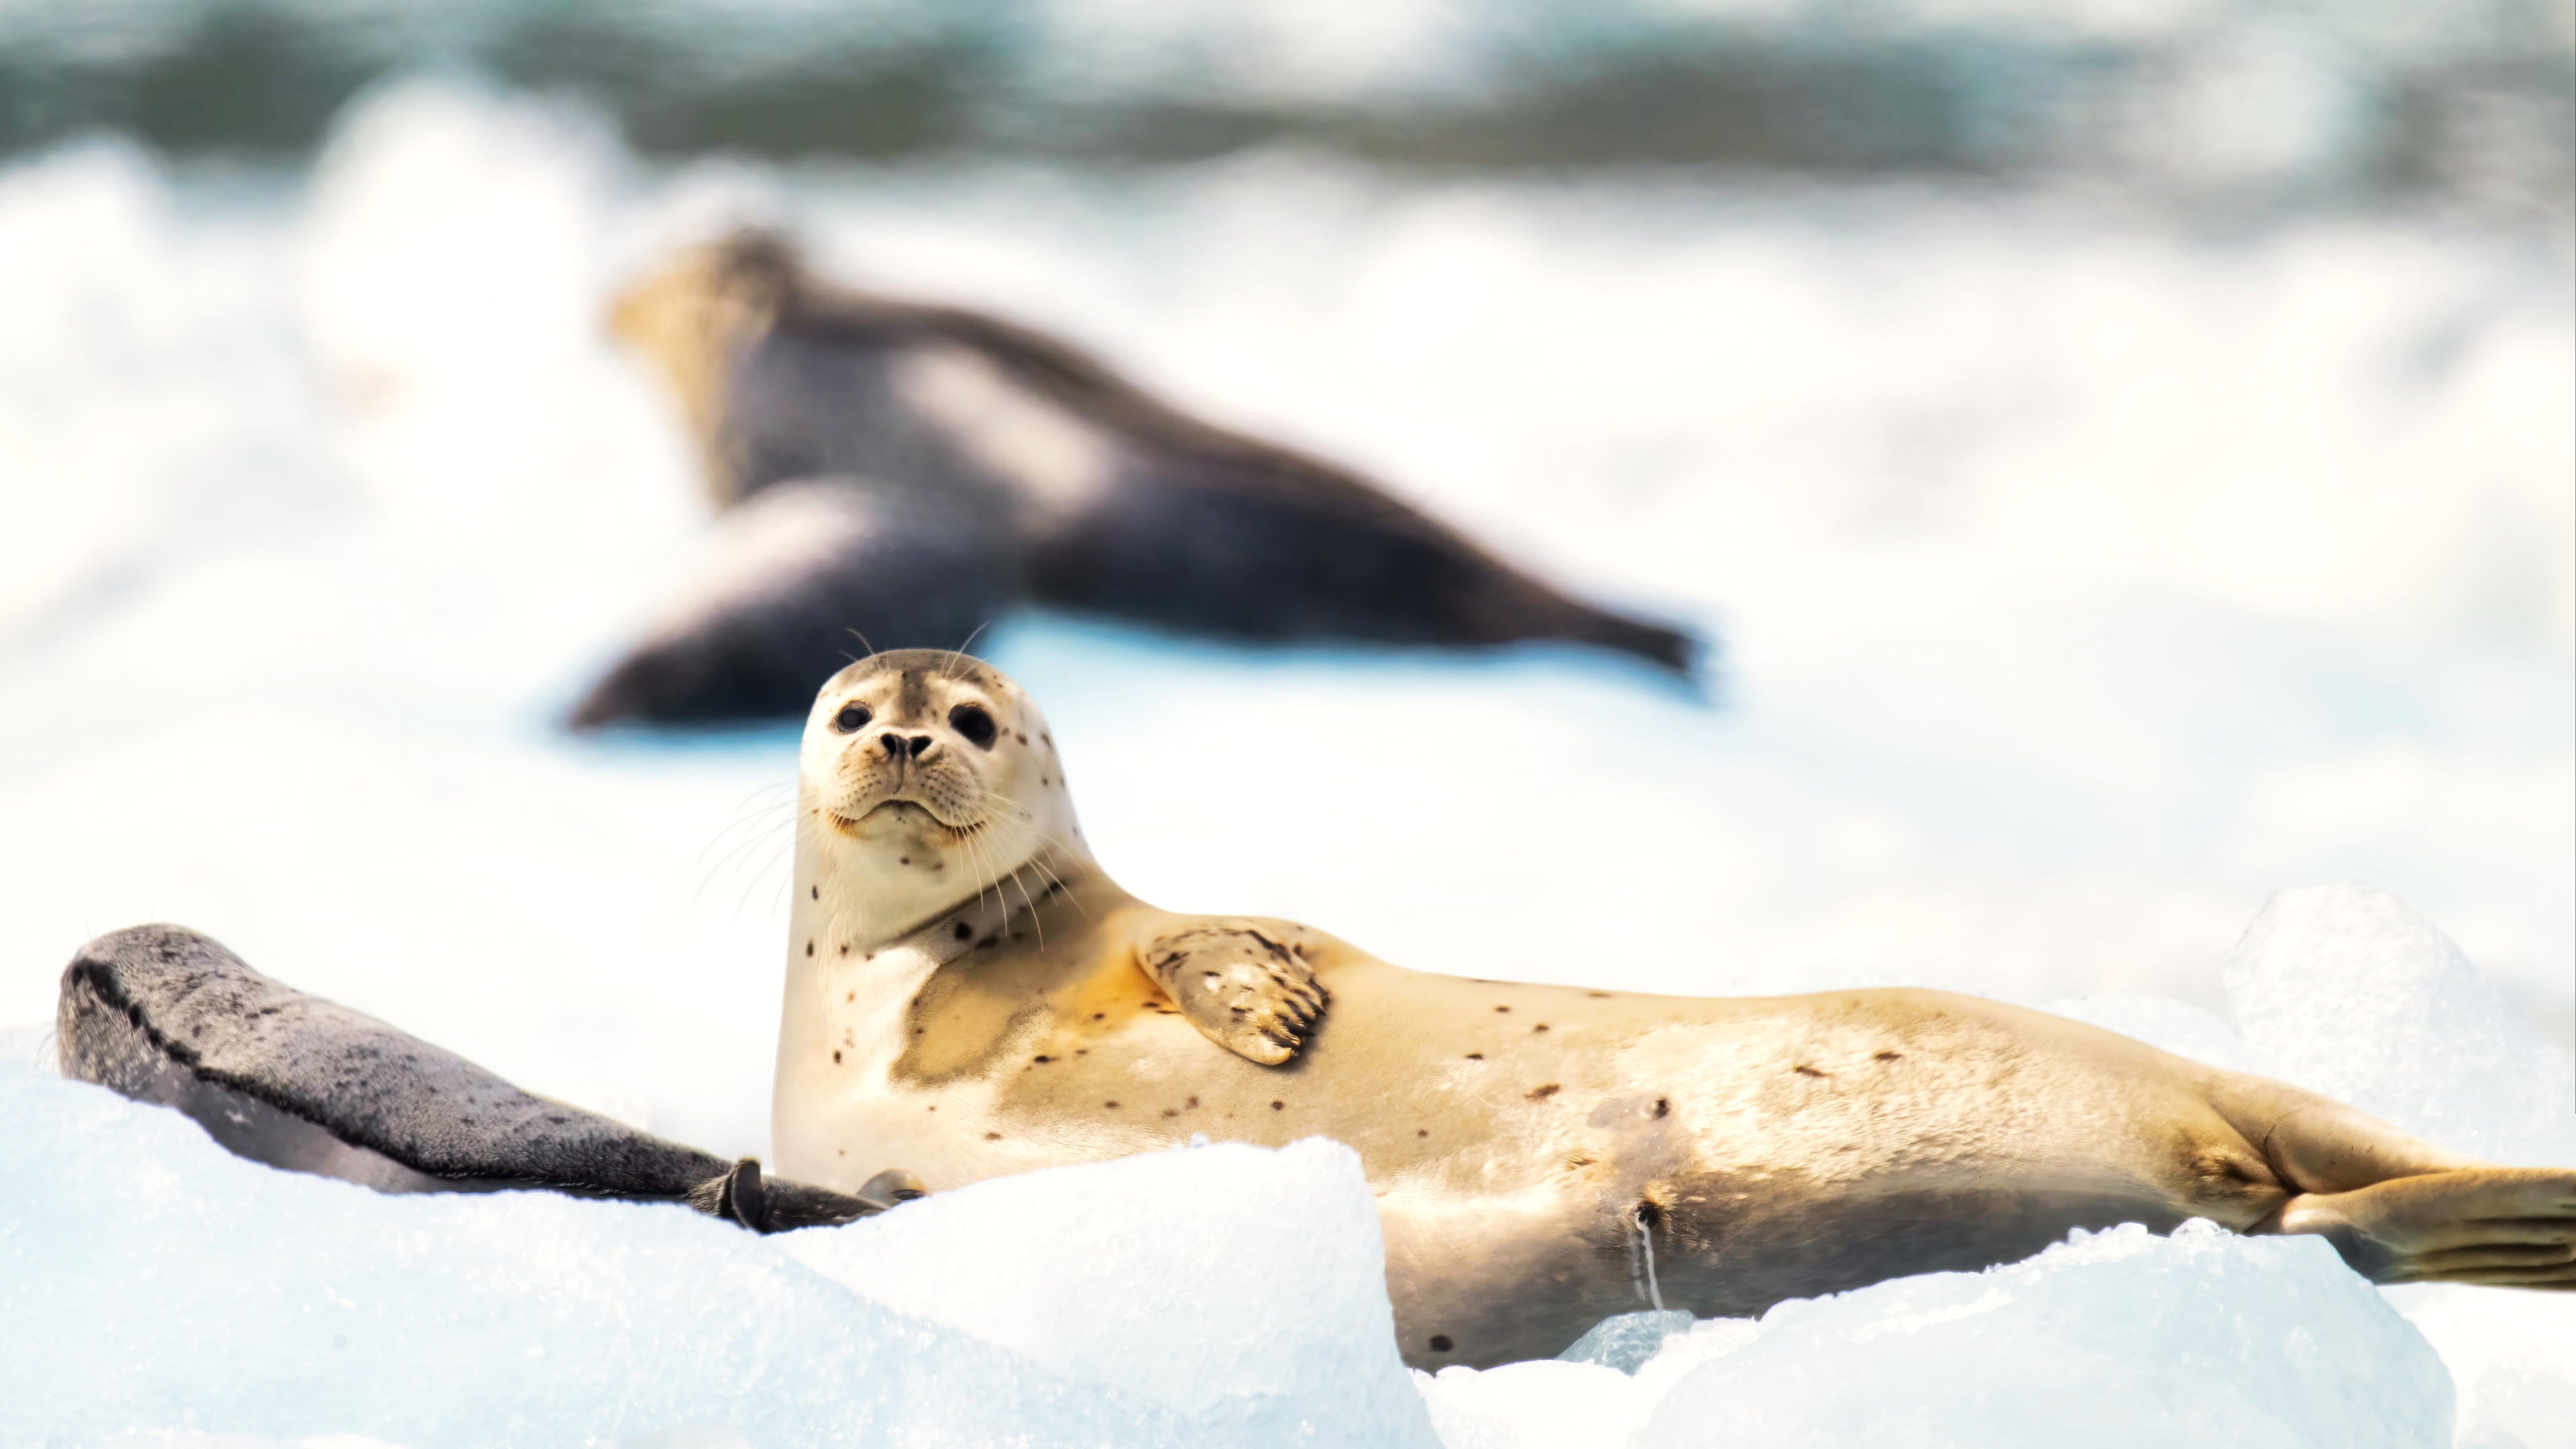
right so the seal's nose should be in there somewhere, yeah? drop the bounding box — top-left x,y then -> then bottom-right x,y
878,733 -> 938,761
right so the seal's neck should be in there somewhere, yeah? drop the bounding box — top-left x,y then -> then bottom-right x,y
789,783 -> 1100,956
778,807 -> 1109,1106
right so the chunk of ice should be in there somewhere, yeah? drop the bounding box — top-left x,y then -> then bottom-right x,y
1630,1222 -> 2451,1449
0,1062 -> 1435,1447
1555,1310 -> 1695,1374
2223,884 -> 2576,1167
778,1138 -> 1436,1444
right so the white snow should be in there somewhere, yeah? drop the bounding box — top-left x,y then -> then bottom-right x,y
0,80 -> 2569,1447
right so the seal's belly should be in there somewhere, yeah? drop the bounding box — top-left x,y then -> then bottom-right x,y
779,972 -> 2275,1369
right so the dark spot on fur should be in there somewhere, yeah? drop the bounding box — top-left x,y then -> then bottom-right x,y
1016,732 -> 1027,744
1075,1048 -> 1086,1056
1465,1053 -> 1483,1060
899,857 -> 910,865
954,922 -> 973,941
1533,1024 -> 1549,1033
1526,1083 -> 1560,1101
811,886 -> 819,900
839,944 -> 849,955
1186,1096 -> 1199,1108
1041,776 -> 1050,786
805,940 -> 814,957
1428,1335 -> 1453,1354
1093,1012 -> 1105,1020
1794,1064 -> 1828,1078
1875,1051 -> 1901,1061
1162,1108 -> 1178,1118
832,1050 -> 841,1064
1417,1128 -> 1429,1137
1494,1005 -> 1511,1013
984,1132 -> 1001,1141
1588,991 -> 1612,998
846,991 -> 854,1002
1270,1100 -> 1284,1111
1105,1100 -> 1120,1109
1033,1055 -> 1052,1064
1654,1097 -> 1670,1117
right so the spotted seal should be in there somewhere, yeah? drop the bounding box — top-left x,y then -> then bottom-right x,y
774,650 -> 2576,1368
572,231 -> 1697,728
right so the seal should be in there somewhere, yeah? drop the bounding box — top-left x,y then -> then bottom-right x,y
57,923 -> 922,1230
573,230 -> 1698,728
774,650 -> 2576,1368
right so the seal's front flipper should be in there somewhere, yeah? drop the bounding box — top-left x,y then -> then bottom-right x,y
57,923 -> 909,1231
2277,1167 -> 2576,1288
1135,922 -> 1326,1066
567,478 -> 1023,730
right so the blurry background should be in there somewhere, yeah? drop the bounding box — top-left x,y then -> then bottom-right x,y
1,0 -> 2568,1160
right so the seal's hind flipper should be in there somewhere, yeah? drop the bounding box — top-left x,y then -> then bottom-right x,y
1135,922 -> 1326,1066
57,923 -> 899,1231
2277,1167 -> 2576,1288
569,478 -> 1023,730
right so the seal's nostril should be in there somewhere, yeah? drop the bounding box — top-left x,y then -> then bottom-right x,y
908,735 -> 936,761
879,734 -> 907,759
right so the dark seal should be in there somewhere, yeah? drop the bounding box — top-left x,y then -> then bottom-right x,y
574,231 -> 1698,728
57,924 -> 921,1231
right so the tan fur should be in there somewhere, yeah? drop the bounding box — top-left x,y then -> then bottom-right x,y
776,652 -> 2576,1368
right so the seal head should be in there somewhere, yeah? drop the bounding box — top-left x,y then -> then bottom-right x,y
795,649 -> 1078,948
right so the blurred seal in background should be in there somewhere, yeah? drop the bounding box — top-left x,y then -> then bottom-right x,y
573,231 -> 1697,729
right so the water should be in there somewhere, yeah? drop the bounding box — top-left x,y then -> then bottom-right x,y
0,0 -> 2568,215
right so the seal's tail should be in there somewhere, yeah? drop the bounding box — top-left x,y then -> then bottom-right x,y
1560,607 -> 1701,678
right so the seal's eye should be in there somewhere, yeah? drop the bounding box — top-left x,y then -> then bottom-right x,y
832,703 -> 871,734
948,702 -> 998,750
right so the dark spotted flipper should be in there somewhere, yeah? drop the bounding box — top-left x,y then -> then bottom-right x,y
567,477 -> 1021,730
1135,921 -> 1327,1067
57,924 -> 922,1231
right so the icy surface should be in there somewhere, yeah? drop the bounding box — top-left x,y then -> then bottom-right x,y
1627,1222 -> 2453,1449
778,1139 -> 1433,1441
0,1060 -> 1431,1447
0,79 -> 2569,1449
1556,1310 -> 1695,1373
2224,884 -> 2576,1169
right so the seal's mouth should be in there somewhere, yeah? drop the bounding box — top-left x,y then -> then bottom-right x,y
825,797 -> 986,841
